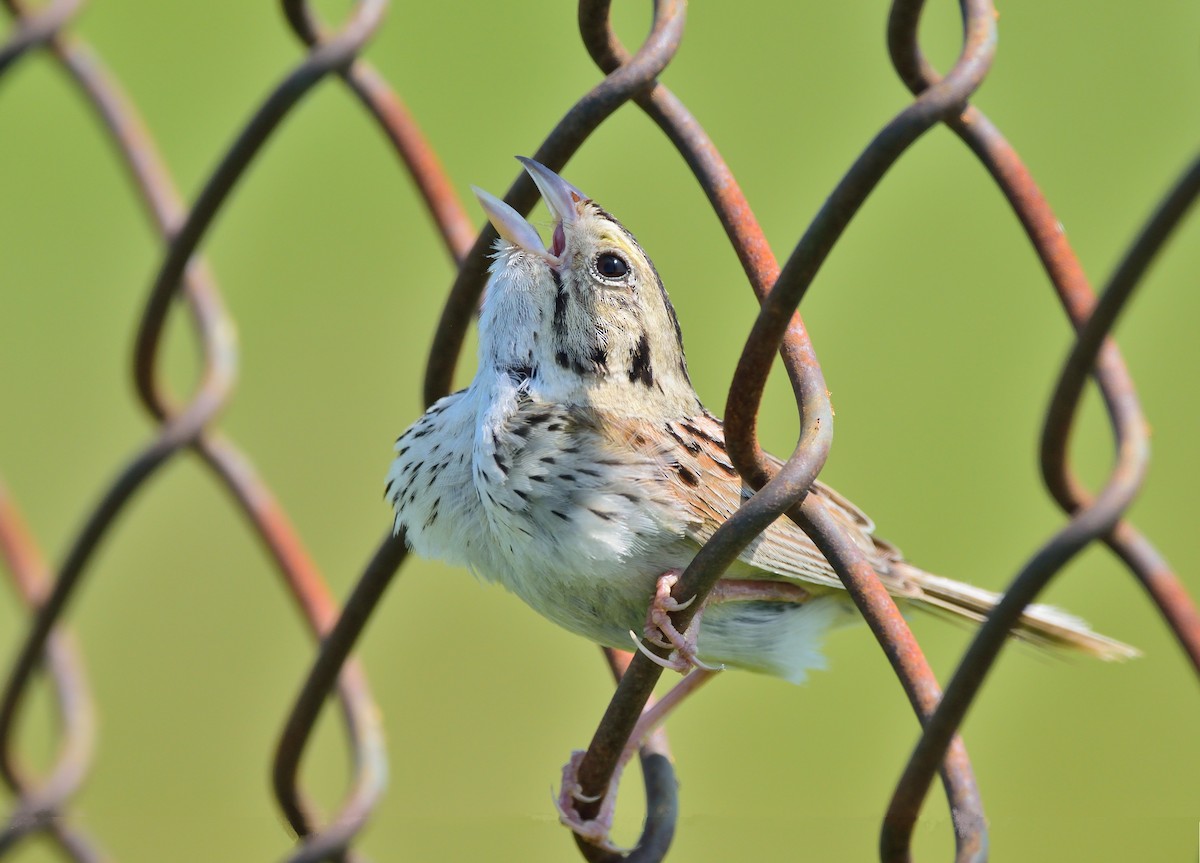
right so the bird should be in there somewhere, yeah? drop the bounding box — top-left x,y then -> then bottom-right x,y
386,156 -> 1136,846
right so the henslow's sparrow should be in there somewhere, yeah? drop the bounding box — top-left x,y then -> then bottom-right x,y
387,157 -> 1135,845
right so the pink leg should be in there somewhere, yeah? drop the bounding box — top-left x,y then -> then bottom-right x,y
556,667 -> 719,850
634,570 -> 721,673
558,577 -> 812,847
707,578 -> 811,605
636,572 -> 811,674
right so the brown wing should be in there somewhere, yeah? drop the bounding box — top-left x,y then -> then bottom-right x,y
596,408 -> 919,595
592,408 -> 1138,660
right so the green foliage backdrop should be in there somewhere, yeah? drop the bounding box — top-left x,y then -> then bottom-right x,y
1,2 -> 1198,860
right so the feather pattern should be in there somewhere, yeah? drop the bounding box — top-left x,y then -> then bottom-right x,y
602,408 -> 1138,661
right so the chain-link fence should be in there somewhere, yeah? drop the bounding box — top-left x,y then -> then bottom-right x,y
2,1 -> 1199,861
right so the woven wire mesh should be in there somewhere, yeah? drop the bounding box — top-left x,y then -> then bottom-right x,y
2,1 -> 1199,861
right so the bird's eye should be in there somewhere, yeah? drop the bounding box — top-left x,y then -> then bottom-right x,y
595,252 -> 630,280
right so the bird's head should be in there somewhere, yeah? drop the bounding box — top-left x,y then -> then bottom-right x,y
472,157 -> 698,418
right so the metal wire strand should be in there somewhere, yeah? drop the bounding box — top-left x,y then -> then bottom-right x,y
1039,153 -> 1200,671
568,651 -> 678,863
880,6 -> 1200,857
0,482 -> 101,863
882,147 -> 1200,860
0,16 -> 100,860
281,0 -> 475,266
273,531 -> 405,863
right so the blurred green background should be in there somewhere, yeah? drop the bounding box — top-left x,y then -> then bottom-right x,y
2,1 -> 1198,860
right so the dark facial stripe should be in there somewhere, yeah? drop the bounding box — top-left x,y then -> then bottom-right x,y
592,205 -> 689,372
551,268 -> 568,335
628,332 -> 654,387
551,257 -> 609,377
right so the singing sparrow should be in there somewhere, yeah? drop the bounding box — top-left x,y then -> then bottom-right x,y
388,157 -> 1134,683
388,157 -> 1137,848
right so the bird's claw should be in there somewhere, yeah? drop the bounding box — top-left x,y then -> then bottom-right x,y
555,750 -> 624,852
652,571 -> 695,612
632,571 -> 723,674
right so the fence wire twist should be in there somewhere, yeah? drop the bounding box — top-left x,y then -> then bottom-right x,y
2,1 -> 1199,862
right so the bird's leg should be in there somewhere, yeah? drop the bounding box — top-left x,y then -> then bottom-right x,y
637,573 -> 811,674
556,666 -> 719,851
707,578 -> 812,605
556,749 -> 619,850
563,576 -> 811,844
636,570 -> 722,673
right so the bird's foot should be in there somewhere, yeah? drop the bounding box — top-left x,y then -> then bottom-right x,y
632,570 -> 722,674
554,750 -> 624,852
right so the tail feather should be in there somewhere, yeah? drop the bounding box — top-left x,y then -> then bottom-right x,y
896,565 -> 1140,661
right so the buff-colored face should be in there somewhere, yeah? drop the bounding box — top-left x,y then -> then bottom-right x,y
474,158 -> 698,418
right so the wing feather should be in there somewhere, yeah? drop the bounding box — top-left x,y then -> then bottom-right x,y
602,410 -> 910,592
594,408 -> 1136,659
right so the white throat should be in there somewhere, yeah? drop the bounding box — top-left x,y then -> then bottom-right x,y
477,250 -> 550,377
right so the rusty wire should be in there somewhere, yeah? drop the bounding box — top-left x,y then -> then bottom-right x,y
2,0 -> 1198,861
0,482 -> 99,861
875,5 -> 1200,856
0,0 -> 420,859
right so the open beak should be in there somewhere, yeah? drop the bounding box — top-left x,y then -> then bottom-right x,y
471,157 -> 588,266
471,186 -> 554,263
